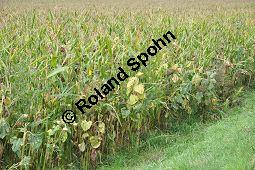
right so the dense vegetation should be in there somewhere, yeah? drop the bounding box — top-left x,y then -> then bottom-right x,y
0,0 -> 254,169
101,90 -> 255,169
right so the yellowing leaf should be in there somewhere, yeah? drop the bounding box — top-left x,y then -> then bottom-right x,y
61,131 -> 68,143
135,72 -> 143,77
211,98 -> 218,105
47,129 -> 53,136
127,77 -> 139,90
78,142 -> 86,152
4,97 -> 11,107
171,64 -> 179,71
126,88 -> 132,96
192,74 -> 202,85
98,122 -> 105,134
172,74 -> 179,83
138,93 -> 146,100
89,136 -> 101,149
88,68 -> 93,76
127,77 -> 139,95
186,61 -> 192,68
133,84 -> 144,95
182,99 -> 189,109
128,94 -> 139,105
81,120 -> 92,132
82,133 -> 89,139
177,67 -> 182,73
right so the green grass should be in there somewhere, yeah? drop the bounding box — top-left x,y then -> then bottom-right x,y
101,90 -> 255,169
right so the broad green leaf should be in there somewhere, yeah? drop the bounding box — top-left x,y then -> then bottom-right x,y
81,120 -> 92,132
208,81 -> 215,90
19,156 -> 31,166
10,137 -> 23,154
0,103 -> 2,116
47,66 -> 68,78
121,108 -> 130,118
0,118 -> 10,139
175,95 -> 183,104
28,133 -> 42,150
133,103 -> 143,111
47,125 -> 60,136
47,129 -> 53,136
195,92 -> 203,104
89,136 -> 101,149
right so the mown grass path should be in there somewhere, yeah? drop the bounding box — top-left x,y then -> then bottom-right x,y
101,90 -> 255,170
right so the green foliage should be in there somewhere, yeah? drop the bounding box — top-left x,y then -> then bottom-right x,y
0,0 -> 255,169
0,118 -> 10,139
100,90 -> 255,169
